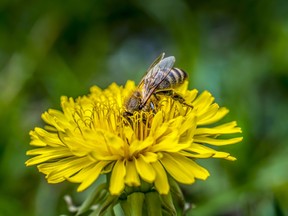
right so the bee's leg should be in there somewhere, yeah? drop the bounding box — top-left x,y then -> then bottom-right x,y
153,93 -> 161,101
157,90 -> 193,108
150,101 -> 155,110
123,111 -> 134,126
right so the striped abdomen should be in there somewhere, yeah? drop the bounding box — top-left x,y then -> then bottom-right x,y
157,68 -> 187,90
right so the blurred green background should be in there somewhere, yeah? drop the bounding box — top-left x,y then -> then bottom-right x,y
1,0 -> 288,215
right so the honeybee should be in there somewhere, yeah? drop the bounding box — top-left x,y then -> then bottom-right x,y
125,53 -> 191,115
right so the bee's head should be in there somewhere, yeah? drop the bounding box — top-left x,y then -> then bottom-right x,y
124,91 -> 142,114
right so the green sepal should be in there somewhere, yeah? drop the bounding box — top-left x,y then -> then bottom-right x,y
128,192 -> 145,216
120,199 -> 130,216
76,183 -> 108,216
140,180 -> 153,193
102,162 -> 115,174
89,195 -> 118,216
168,177 -> 185,209
120,192 -> 145,216
145,191 -> 162,216
160,192 -> 176,216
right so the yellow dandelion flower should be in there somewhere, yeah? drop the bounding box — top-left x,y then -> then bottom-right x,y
26,80 -> 242,196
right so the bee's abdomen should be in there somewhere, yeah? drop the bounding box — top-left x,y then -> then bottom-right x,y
158,68 -> 187,89
170,68 -> 187,85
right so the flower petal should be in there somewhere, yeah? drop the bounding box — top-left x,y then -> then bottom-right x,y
151,161 -> 169,194
46,157 -> 91,182
30,128 -> 64,147
125,159 -> 140,187
135,156 -> 156,183
150,112 -> 164,136
109,160 -> 126,195
194,136 -> 243,146
26,147 -> 73,166
161,153 -> 209,184
198,107 -> 229,125
75,161 -> 111,192
130,137 -> 154,156
140,152 -> 158,163
186,143 -> 237,160
195,121 -> 242,135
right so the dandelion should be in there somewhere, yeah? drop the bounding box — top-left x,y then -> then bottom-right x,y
26,79 -> 242,215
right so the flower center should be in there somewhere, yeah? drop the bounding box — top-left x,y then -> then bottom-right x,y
123,111 -> 155,141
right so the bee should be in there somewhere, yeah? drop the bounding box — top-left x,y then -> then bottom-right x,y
125,53 -> 191,115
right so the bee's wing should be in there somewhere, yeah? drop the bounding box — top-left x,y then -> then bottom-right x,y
137,53 -> 165,88
140,55 -> 175,108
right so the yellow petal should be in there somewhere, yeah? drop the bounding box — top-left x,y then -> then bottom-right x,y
194,136 -> 243,146
151,161 -> 169,194
188,143 -> 216,154
75,161 -> 111,192
26,147 -> 73,166
109,160 -> 126,195
198,107 -> 229,125
140,152 -> 158,163
178,114 -> 196,136
195,121 -> 242,135
192,91 -> 214,110
129,137 -> 154,155
46,157 -> 91,182
150,112 -> 164,136
36,157 -> 86,175
160,153 -> 194,184
180,151 -> 214,159
153,124 -> 169,139
161,153 -> 209,183
226,156 -> 237,161
187,143 -> 236,159
151,138 -> 190,153
123,125 -> 135,144
135,156 -> 156,183
125,159 -> 140,187
183,88 -> 198,102
31,128 -> 64,147
197,103 -> 219,123
102,129 -> 125,155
